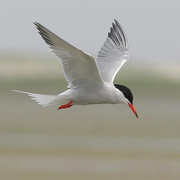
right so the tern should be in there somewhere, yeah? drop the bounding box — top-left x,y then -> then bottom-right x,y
13,20 -> 138,118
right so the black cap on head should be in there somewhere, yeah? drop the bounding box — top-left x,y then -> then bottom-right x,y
114,84 -> 133,104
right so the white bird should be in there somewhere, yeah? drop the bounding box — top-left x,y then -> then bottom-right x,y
13,19 -> 138,118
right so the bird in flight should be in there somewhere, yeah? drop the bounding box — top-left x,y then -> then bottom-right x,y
13,19 -> 138,118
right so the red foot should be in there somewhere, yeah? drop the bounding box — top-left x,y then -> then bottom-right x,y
58,101 -> 73,110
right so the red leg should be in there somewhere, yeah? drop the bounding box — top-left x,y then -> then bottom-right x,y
58,101 -> 74,110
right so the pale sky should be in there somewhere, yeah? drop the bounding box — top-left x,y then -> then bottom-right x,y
1,0 -> 180,61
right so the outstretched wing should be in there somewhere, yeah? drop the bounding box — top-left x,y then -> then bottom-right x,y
34,22 -> 103,88
96,19 -> 129,83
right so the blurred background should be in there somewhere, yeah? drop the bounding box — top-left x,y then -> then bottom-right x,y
1,0 -> 180,180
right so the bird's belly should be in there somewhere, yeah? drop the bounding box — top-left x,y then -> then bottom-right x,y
74,94 -> 106,105
71,87 -> 121,105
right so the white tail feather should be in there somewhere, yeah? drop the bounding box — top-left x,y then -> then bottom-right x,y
12,90 -> 66,107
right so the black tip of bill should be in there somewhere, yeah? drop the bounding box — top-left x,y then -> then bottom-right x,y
135,113 -> 138,118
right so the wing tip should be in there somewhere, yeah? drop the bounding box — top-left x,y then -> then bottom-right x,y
108,19 -> 129,50
33,21 -> 41,28
33,22 -> 55,47
114,19 -> 119,26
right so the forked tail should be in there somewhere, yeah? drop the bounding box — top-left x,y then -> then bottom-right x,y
12,90 -> 67,107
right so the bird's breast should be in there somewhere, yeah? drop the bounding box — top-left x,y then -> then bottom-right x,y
71,84 -> 123,105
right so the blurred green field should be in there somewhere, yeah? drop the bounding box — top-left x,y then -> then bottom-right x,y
1,54 -> 180,180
